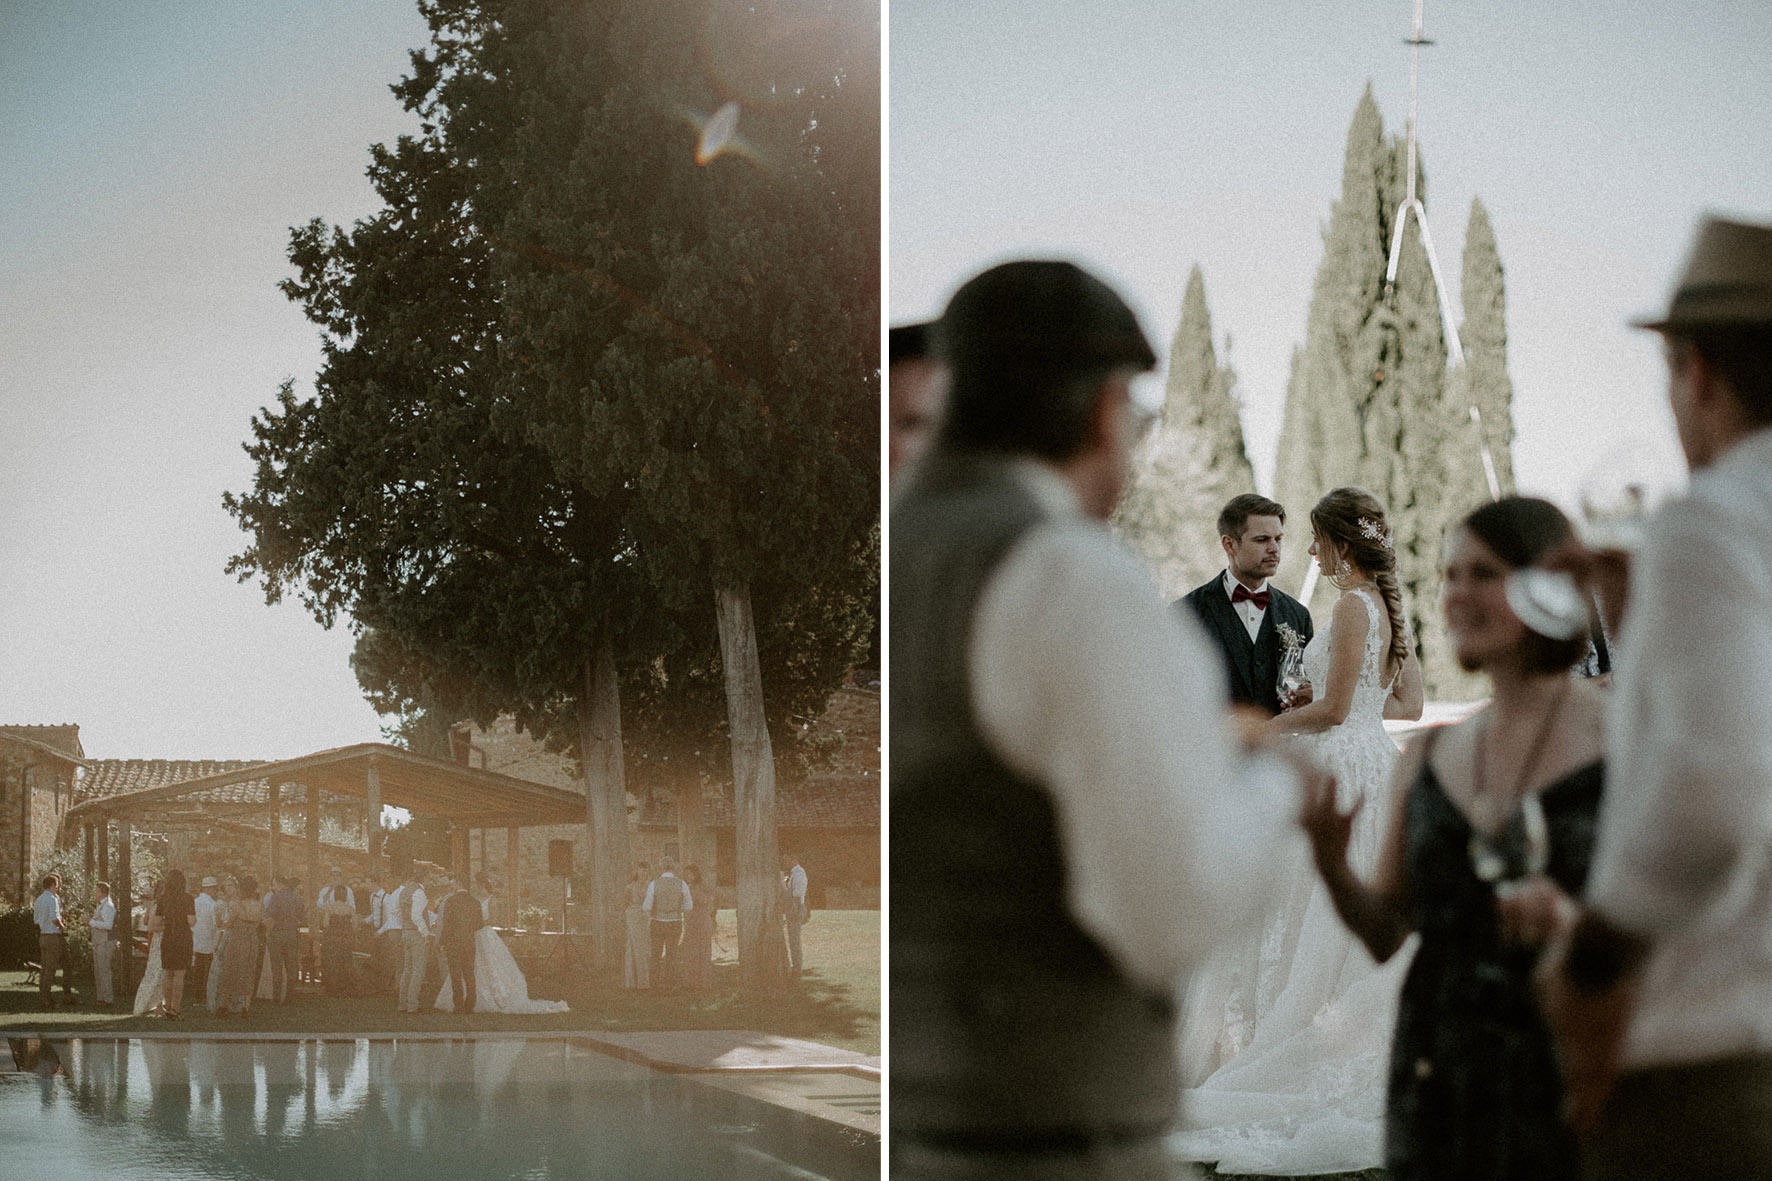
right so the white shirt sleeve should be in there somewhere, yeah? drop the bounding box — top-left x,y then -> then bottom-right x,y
1588,494 -> 1772,936
410,887 -> 430,936
971,518 -> 1303,993
642,881 -> 656,913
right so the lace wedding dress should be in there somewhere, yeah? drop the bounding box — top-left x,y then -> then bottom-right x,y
1172,587 -> 1415,1175
132,930 -> 166,1015
435,897 -> 570,1015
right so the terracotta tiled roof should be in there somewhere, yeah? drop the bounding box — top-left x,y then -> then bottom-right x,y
78,759 -> 274,807
639,772 -> 878,830
0,724 -> 85,761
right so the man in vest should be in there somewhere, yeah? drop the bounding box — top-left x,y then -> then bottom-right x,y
892,260 -> 1306,1178
643,856 -> 692,993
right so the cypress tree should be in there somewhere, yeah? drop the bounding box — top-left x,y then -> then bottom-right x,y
1113,265 -> 1254,597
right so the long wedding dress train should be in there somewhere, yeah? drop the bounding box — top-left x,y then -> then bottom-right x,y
132,931 -> 166,1015
1172,588 -> 1415,1175
435,901 -> 569,1015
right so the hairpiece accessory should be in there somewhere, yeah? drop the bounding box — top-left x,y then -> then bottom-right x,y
1357,517 -> 1393,549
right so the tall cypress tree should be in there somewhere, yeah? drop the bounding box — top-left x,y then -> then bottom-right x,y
1273,85 -> 1520,698
1113,265 -> 1254,597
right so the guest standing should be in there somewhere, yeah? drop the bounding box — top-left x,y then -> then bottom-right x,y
438,877 -> 482,1014
644,857 -> 691,992
265,876 -> 305,1005
1301,497 -> 1603,1180
34,873 -> 78,1008
191,876 -> 220,1011
681,865 -> 716,991
1540,215 -> 1772,1178
206,879 -> 232,1012
622,865 -> 651,990
88,881 -> 117,1007
220,876 -> 264,1018
892,261 -> 1303,1178
398,871 -> 432,1014
779,851 -> 808,978
317,867 -> 356,995
155,870 -> 196,1020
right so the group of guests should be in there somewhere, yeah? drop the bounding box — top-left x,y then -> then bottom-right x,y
892,215 -> 1772,1179
619,851 -> 810,991
129,869 -> 280,1018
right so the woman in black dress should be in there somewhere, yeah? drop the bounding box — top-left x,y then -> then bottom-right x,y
1301,497 -> 1605,1180
154,868 -> 197,1019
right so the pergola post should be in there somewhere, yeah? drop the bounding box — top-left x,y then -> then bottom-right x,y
269,783 -> 281,882
506,825 -> 520,928
366,757 -> 382,881
97,821 -> 110,888
116,817 -> 133,997
83,823 -> 94,879
306,783 -> 321,901
451,827 -> 469,883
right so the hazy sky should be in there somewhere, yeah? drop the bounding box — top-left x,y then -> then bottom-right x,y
891,1 -> 1772,512
1,1 -> 431,758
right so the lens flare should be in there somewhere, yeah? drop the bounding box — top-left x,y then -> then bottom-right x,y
695,101 -> 741,165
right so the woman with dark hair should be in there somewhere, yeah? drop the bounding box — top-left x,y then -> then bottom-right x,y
153,869 -> 196,1019
1177,486 -> 1424,1172
1301,496 -> 1604,1179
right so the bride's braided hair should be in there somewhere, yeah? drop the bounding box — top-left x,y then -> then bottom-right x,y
1310,487 -> 1410,670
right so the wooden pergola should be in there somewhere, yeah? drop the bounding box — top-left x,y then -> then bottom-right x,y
63,743 -> 587,992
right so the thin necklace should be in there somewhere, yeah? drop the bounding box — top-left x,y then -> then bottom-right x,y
1471,678 -> 1570,832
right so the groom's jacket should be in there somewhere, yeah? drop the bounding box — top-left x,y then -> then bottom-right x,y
439,891 -> 484,946
1179,573 -> 1312,716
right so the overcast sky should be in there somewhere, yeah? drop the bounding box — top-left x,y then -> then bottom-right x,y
891,1 -> 1772,514
1,1 -> 431,759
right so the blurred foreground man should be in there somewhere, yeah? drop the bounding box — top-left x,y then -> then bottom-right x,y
891,261 -> 1302,1179
1541,216 -> 1772,1179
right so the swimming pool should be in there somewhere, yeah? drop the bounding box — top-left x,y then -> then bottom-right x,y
1,1037 -> 878,1179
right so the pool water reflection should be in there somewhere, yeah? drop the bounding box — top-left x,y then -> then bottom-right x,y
1,1038 -> 877,1180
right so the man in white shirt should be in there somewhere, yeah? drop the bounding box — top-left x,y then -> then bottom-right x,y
779,851 -> 808,977
1541,216 -> 1772,1176
379,873 -> 408,1001
33,873 -> 79,1008
892,261 -> 1305,1178
399,871 -> 433,1013
88,881 -> 117,1006
191,876 -> 220,1010
643,857 -> 692,992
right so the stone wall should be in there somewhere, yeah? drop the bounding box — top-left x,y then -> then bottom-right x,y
2,760 -> 78,905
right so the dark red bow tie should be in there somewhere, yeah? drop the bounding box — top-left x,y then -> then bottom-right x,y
1232,585 -> 1270,609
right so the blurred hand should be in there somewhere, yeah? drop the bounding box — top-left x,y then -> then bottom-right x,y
1230,704 -> 1271,750
1536,915 -> 1647,1137
1495,875 -> 1577,950
1543,540 -> 1632,637
1298,768 -> 1356,873
1284,682 -> 1315,711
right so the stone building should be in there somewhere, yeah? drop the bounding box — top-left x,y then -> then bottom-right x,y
0,725 -> 87,905
453,677 -> 881,914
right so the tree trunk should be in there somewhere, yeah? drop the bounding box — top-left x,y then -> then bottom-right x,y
714,583 -> 782,994
576,629 -> 631,970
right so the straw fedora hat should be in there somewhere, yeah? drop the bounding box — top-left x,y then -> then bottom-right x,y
1635,215 -> 1772,331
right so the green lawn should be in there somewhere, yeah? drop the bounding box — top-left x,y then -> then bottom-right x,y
0,909 -> 879,1055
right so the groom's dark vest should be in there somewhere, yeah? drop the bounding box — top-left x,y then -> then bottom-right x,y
892,454 -> 1179,1142
1179,574 -> 1312,716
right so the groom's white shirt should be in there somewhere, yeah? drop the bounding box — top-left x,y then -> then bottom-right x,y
1588,425 -> 1772,1068
970,459 -> 1304,993
1221,568 -> 1270,642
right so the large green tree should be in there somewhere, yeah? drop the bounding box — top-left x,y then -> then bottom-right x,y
226,0 -> 877,988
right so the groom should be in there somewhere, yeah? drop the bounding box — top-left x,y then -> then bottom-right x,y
438,876 -> 483,1013
1179,493 -> 1313,716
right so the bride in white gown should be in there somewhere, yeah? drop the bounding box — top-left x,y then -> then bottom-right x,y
436,890 -> 569,1015
1174,487 -> 1423,1175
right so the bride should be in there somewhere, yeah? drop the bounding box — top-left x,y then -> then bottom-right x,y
1173,486 -> 1423,1174
436,875 -> 569,1015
